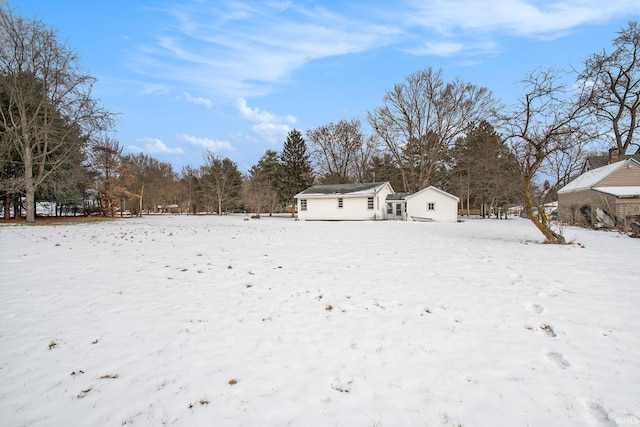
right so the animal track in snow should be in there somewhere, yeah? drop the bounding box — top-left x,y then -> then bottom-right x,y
545,351 -> 570,369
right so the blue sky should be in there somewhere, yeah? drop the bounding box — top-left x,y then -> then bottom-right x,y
10,1 -> 640,173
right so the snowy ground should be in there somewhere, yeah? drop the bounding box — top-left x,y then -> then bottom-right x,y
0,215 -> 638,427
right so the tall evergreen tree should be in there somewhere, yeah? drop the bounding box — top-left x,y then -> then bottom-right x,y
450,121 -> 521,217
280,129 -> 313,215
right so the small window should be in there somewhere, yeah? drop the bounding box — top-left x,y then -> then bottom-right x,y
427,202 -> 435,211
300,199 -> 307,211
338,198 -> 343,209
386,203 -> 393,214
367,197 -> 374,210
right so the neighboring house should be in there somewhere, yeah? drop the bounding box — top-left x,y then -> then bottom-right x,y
386,186 -> 459,223
580,148 -> 640,174
557,158 -> 640,225
295,182 -> 459,222
295,182 -> 394,221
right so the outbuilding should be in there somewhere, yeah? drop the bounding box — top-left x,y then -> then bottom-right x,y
386,186 -> 459,222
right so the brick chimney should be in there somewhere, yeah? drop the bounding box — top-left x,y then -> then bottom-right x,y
609,147 -> 619,164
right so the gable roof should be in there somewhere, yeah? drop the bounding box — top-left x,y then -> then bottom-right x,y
558,158 -> 640,194
295,182 -> 391,197
405,186 -> 460,202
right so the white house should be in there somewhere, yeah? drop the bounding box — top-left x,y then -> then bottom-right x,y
386,186 -> 459,222
294,182 -> 394,221
295,182 -> 459,222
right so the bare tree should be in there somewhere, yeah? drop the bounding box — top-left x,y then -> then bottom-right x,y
90,136 -> 122,217
180,165 -> 203,215
498,68 -> 596,244
0,7 -> 113,222
368,67 -> 496,192
306,118 -> 373,184
580,21 -> 640,155
121,153 -> 176,214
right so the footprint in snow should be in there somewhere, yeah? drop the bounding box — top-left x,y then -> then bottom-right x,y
527,303 -> 544,314
330,377 -> 353,393
540,323 -> 556,337
545,351 -> 570,369
580,399 -> 616,426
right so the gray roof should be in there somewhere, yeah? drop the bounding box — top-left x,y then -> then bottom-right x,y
583,153 -> 640,172
296,182 -> 389,196
386,193 -> 410,201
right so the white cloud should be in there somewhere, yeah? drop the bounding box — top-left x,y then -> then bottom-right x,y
178,134 -> 233,152
405,0 -> 640,38
133,138 -> 184,154
251,122 -> 293,141
184,92 -> 213,108
131,2 -> 399,99
129,0 -> 640,97
234,98 -> 296,143
235,98 -> 296,125
406,41 -> 465,57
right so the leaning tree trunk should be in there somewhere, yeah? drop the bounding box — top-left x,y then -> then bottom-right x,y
523,184 -> 565,244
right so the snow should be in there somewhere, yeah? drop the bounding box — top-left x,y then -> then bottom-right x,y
1,215 -> 639,426
594,186 -> 640,197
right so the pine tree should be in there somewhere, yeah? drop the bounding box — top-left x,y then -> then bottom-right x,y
280,129 -> 314,215
450,121 -> 521,217
245,150 -> 281,216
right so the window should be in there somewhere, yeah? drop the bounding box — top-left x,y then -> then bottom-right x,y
367,197 -> 374,210
387,203 -> 393,214
338,198 -> 343,208
300,199 -> 307,211
427,202 -> 435,211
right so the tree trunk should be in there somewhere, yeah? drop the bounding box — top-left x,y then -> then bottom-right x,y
3,193 -> 10,220
139,184 -> 144,216
23,143 -> 36,223
523,184 -> 565,244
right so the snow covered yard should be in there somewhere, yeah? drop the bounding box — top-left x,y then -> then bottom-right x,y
0,215 -> 638,427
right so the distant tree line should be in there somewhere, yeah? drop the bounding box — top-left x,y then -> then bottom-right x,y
1,4 -> 638,243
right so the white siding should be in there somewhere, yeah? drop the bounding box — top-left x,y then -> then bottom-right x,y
297,183 -> 393,221
405,187 -> 459,222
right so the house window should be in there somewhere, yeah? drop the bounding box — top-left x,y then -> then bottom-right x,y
367,197 -> 374,210
338,198 -> 343,208
387,203 -> 393,214
427,202 -> 435,211
300,199 -> 307,211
